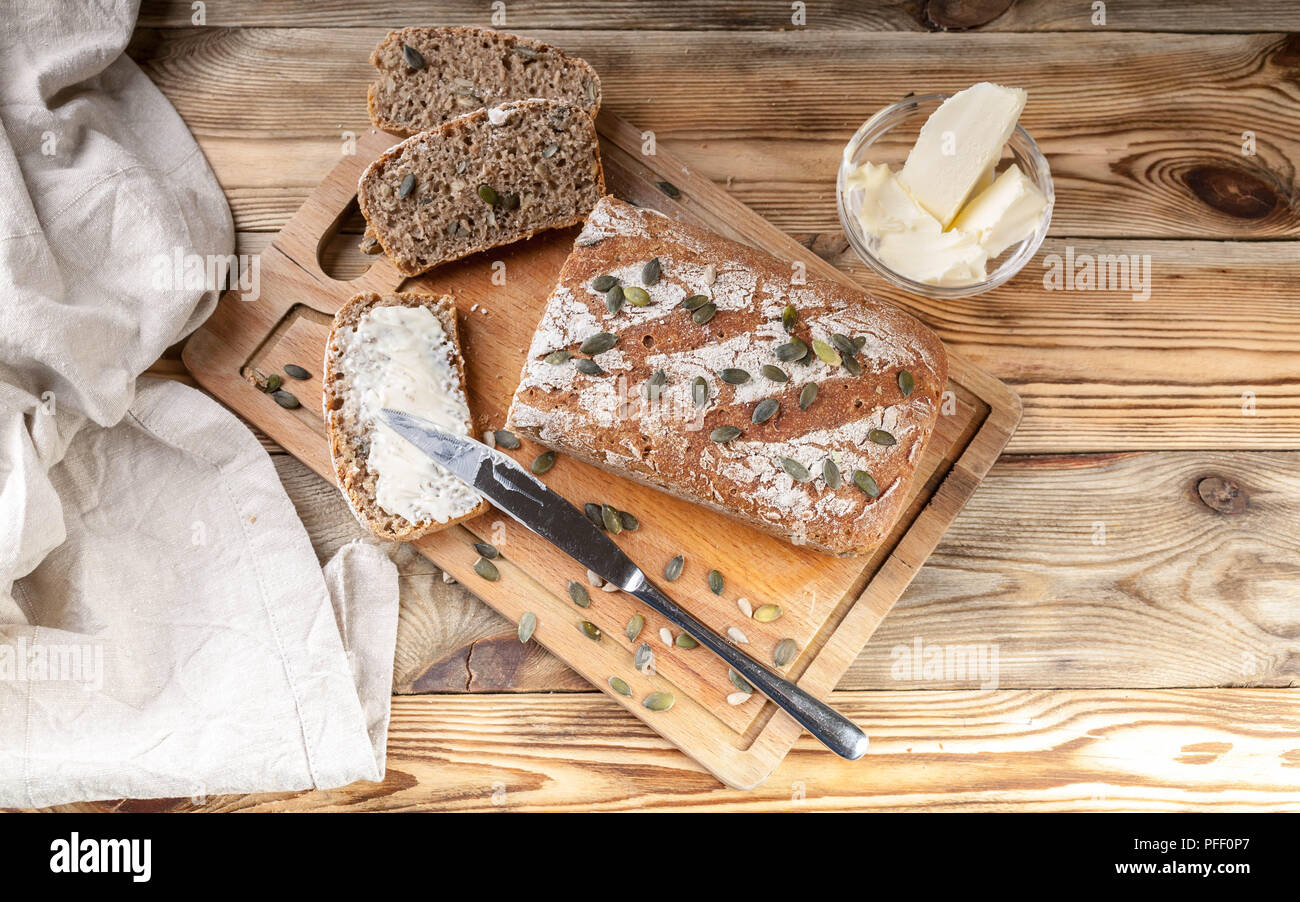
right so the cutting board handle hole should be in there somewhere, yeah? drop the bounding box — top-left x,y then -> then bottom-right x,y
316,197 -> 384,283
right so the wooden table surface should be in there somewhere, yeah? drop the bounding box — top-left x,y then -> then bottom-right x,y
119,0 -> 1300,811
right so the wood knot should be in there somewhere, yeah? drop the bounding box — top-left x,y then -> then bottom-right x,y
921,0 -> 1015,30
1196,475 -> 1247,514
1184,165 -> 1280,220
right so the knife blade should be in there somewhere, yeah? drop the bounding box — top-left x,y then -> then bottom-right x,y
380,408 -> 870,760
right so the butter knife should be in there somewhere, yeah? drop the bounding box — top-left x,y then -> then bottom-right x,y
381,409 -> 870,760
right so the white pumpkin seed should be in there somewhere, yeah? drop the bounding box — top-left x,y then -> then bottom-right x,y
586,569 -> 604,588
737,597 -> 753,618
634,642 -> 655,674
659,627 -> 674,647
727,626 -> 750,644
726,691 -> 753,706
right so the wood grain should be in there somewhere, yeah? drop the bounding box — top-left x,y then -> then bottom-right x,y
137,0 -> 1300,33
128,28 -> 1300,239
62,690 -> 1299,812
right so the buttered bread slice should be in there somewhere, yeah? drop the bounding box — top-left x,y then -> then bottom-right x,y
324,292 -> 489,541
506,197 -> 949,557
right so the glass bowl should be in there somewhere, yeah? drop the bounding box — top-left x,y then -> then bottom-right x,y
836,93 -> 1054,299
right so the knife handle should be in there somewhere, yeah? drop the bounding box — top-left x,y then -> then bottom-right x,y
629,578 -> 869,760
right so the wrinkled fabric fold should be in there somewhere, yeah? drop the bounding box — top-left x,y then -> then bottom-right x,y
0,0 -> 399,806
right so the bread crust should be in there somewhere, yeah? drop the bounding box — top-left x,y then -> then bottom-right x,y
357,98 -> 605,278
323,291 -> 491,541
506,197 -> 949,557
367,26 -> 602,136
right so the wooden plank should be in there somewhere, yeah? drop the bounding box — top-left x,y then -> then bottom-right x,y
266,446 -> 1300,694
128,28 -> 1300,239
53,690 -> 1299,812
137,0 -> 1300,33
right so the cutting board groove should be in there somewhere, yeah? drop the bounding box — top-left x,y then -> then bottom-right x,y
183,112 -> 1020,788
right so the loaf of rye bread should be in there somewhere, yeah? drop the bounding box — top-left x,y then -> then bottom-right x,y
323,292 -> 490,541
506,197 -> 949,556
357,98 -> 604,277
367,26 -> 600,136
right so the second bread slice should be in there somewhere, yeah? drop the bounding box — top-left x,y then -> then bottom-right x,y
358,98 -> 605,277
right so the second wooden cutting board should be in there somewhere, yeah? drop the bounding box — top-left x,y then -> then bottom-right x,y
183,111 -> 1020,788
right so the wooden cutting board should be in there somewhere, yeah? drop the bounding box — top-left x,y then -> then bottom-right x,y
183,111 -> 1020,789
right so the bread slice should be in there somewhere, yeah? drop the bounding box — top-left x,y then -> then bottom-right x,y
323,292 -> 490,541
506,197 -> 949,557
357,98 -> 605,277
368,26 -> 601,137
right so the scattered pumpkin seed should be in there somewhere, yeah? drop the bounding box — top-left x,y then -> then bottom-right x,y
799,382 -> 819,410
675,633 -> 699,649
643,691 -> 674,711
753,604 -> 783,622
842,354 -> 863,376
626,614 -> 645,641
775,339 -> 808,362
680,294 -> 709,311
473,557 -> 499,581
773,638 -> 798,668
702,263 -> 718,285
579,620 -> 602,641
869,428 -> 897,446
737,597 -> 754,618
797,344 -> 815,365
609,676 -> 632,697
584,502 -> 605,529
641,257 -> 662,286
398,173 -> 416,198
727,626 -> 750,644
624,286 -> 651,306
476,184 -> 498,205
531,451 -> 556,475
601,504 -> 623,534
853,470 -> 880,497
575,358 -> 605,376
568,580 -> 591,608
830,334 -> 856,357
752,398 -> 780,424
898,370 -> 914,397
634,642 -> 655,673
473,542 -> 499,559
544,349 -> 573,365
591,274 -> 618,292
518,611 -> 537,643
727,691 -> 753,706
283,364 -> 310,380
761,364 -> 789,383
720,368 -> 750,385
656,180 -> 681,199
692,376 -> 709,407
664,554 -> 685,582
606,284 -> 625,313
780,457 -> 812,482
781,304 -> 798,333
823,458 -> 842,489
692,303 -> 717,324
853,336 -> 868,351
812,339 -> 842,367
257,372 -> 282,393
580,332 -> 618,355
513,45 -> 540,60
272,389 -> 300,409
542,142 -> 559,158
402,43 -> 425,69
587,569 -> 604,588
494,429 -> 521,449
729,668 -> 754,694
659,627 -> 674,647
708,569 -> 724,595
709,425 -> 741,443
620,510 -> 639,531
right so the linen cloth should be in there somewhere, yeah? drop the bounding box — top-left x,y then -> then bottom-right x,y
0,0 -> 399,807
